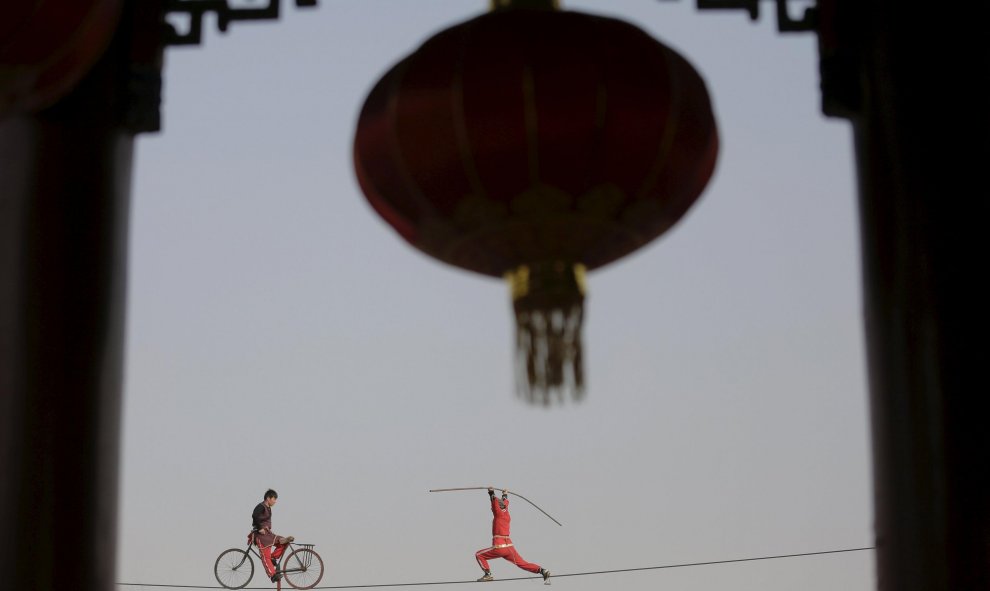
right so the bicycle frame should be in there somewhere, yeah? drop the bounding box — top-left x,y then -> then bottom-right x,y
243,540 -> 308,574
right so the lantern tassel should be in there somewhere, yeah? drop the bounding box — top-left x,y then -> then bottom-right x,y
507,262 -> 586,404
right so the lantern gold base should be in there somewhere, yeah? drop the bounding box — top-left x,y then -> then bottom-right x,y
506,262 -> 586,404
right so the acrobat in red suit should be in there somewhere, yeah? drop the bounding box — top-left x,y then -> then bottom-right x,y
251,489 -> 295,583
475,487 -> 551,584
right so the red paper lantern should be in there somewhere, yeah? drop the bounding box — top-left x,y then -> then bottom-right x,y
354,0 -> 718,404
0,0 -> 122,117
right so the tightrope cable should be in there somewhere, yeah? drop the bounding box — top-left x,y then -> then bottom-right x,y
116,546 -> 874,589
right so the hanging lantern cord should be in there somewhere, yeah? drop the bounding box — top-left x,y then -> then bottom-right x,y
489,0 -> 561,12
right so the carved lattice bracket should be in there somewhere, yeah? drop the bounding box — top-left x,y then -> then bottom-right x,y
164,0 -> 318,46
685,0 -> 817,33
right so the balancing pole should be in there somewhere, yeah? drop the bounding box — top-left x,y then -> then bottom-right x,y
429,487 -> 563,526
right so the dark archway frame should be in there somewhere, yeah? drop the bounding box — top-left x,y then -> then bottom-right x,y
1,1 -> 984,589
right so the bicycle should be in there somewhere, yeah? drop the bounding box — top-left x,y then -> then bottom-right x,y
214,537 -> 324,589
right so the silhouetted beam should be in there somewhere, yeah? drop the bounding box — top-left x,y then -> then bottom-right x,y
834,0 -> 990,588
0,8 -> 137,591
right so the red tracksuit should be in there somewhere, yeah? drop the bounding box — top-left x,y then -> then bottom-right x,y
475,493 -> 542,574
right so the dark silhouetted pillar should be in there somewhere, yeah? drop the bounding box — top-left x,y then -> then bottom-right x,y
823,1 -> 989,589
0,2 -> 160,588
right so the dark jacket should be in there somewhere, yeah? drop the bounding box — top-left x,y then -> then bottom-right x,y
252,502 -> 276,547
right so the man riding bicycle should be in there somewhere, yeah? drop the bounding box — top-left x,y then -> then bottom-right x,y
251,489 -> 294,583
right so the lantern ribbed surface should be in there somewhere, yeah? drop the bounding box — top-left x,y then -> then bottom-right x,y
354,5 -> 718,404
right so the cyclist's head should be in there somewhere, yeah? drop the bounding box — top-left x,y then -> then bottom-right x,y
264,489 -> 278,502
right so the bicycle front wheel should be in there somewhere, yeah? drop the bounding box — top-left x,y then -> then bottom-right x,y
281,548 -> 325,589
214,548 -> 255,589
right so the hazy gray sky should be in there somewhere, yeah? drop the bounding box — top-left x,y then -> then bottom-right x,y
119,1 -> 872,590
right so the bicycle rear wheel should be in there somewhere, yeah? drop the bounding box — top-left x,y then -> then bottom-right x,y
214,548 -> 255,589
281,547 -> 324,589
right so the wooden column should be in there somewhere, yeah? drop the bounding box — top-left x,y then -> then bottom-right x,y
827,1 -> 990,588
0,2 -> 155,587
